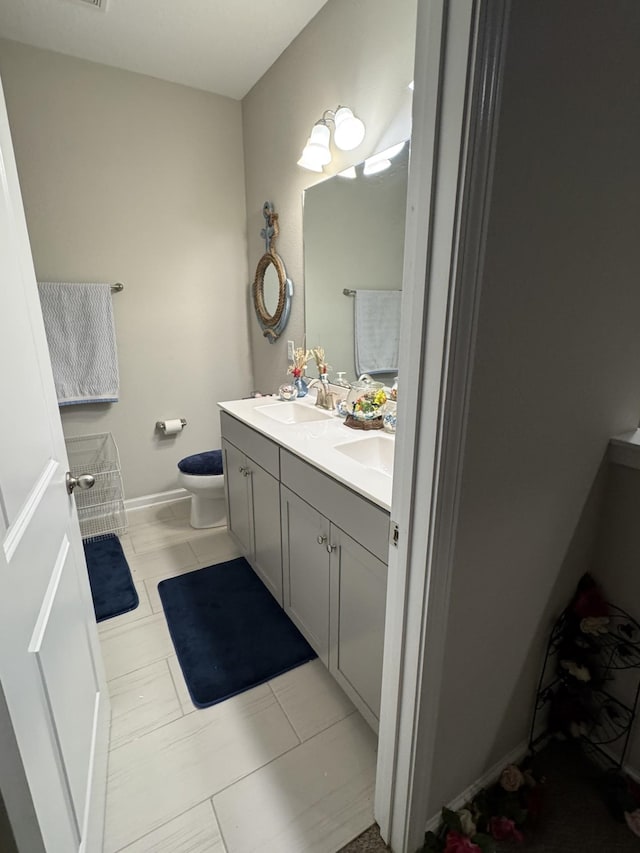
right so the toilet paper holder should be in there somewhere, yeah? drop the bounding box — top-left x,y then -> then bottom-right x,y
156,418 -> 187,433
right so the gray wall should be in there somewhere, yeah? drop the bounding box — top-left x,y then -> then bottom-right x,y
242,0 -> 417,394
427,0 -> 640,813
0,39 -> 252,500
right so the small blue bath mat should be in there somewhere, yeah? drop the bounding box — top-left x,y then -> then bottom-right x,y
158,558 -> 317,709
83,534 -> 139,623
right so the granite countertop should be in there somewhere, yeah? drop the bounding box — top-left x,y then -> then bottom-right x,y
218,394 -> 394,512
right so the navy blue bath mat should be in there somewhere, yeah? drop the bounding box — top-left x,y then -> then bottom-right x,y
158,558 -> 317,709
83,534 -> 139,623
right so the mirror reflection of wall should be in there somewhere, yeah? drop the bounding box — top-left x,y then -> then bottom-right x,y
303,144 -> 409,384
263,263 -> 281,316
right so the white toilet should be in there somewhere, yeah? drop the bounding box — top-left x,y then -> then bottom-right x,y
177,450 -> 226,529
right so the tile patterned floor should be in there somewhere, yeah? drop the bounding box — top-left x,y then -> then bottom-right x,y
100,500 -> 377,853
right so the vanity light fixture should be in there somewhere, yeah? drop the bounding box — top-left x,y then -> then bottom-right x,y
297,105 -> 366,172
363,141 -> 407,176
337,166 -> 357,179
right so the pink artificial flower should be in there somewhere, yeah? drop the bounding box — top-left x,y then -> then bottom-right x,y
489,816 -> 524,843
573,584 -> 609,618
444,830 -> 482,853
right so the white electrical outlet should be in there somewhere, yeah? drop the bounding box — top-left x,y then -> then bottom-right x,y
287,340 -> 295,361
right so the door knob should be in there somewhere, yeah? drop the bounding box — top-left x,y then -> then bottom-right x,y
66,472 -> 96,495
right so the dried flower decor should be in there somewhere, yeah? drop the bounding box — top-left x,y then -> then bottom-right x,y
287,347 -> 311,379
311,346 -> 330,377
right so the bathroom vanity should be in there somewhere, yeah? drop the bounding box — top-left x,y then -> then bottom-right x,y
219,395 -> 393,732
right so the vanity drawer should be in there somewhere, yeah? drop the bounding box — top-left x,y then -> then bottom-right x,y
220,412 -> 280,478
280,449 -> 390,564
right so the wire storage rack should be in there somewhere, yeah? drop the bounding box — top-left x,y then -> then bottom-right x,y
529,604 -> 640,770
65,432 -> 127,540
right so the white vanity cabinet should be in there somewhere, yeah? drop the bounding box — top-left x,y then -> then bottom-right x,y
280,486 -> 331,667
223,438 -> 252,553
221,413 -> 283,605
329,526 -> 387,731
280,450 -> 389,731
220,407 -> 391,732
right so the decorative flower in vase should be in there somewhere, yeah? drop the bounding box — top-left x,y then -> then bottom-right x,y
311,346 -> 331,379
287,347 -> 311,379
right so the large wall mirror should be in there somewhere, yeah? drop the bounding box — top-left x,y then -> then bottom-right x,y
303,143 -> 409,383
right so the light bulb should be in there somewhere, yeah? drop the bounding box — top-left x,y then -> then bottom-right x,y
337,166 -> 357,179
333,107 -> 365,151
299,122 -> 331,169
363,157 -> 391,176
297,150 -> 324,172
375,142 -> 406,161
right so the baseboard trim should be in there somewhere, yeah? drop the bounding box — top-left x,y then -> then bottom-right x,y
425,740 -> 529,832
124,488 -> 189,512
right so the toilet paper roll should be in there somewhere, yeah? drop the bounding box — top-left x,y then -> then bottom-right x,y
162,418 -> 184,435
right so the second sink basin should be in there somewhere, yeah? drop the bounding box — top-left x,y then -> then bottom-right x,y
334,434 -> 395,476
256,402 -> 334,425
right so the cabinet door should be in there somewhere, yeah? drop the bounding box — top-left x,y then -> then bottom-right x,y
280,486 -> 330,666
329,526 -> 388,731
248,463 -> 283,605
222,439 -> 252,555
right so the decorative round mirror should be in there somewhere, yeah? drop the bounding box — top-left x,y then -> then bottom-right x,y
252,201 -> 293,343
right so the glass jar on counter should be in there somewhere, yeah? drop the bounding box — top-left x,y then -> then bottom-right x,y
346,375 -> 386,421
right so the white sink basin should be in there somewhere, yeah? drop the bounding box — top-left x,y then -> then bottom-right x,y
256,402 -> 334,425
334,434 -> 395,476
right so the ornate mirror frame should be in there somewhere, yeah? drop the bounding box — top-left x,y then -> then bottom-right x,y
252,201 -> 293,343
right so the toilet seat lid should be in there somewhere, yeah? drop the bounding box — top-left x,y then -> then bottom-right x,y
178,450 -> 223,476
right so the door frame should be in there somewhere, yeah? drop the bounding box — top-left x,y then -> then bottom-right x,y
375,1 -> 511,850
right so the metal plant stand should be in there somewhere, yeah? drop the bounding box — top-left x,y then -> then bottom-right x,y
529,604 -> 640,769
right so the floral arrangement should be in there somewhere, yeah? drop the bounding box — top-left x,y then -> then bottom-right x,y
352,388 -> 387,419
422,762 -> 543,852
287,346 -> 311,379
311,346 -> 330,377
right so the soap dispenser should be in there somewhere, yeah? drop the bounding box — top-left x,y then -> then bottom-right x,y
333,371 -> 351,417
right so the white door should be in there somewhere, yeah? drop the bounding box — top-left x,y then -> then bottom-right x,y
0,76 -> 109,851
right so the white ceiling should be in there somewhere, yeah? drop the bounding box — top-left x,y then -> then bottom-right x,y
0,0 -> 330,100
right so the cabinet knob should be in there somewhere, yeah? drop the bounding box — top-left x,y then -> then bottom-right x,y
326,543 -> 337,553
243,468 -> 252,477
316,534 -> 327,545
238,466 -> 246,474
